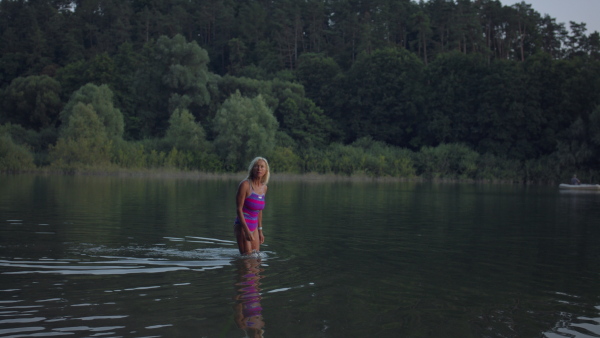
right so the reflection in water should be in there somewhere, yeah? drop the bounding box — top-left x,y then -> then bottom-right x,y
0,237 -> 240,337
543,298 -> 600,338
3,175 -> 600,336
233,256 -> 265,338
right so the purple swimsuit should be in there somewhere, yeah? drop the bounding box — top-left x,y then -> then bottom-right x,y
235,180 -> 265,232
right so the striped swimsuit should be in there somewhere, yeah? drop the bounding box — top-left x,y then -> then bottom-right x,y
235,180 -> 265,232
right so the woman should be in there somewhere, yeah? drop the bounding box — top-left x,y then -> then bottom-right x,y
234,157 -> 270,255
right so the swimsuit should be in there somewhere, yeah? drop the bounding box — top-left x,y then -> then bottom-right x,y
235,180 -> 265,232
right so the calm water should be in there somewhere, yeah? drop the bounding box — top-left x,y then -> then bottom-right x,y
1,174 -> 600,338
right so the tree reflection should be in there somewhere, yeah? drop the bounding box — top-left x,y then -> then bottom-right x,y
233,256 -> 265,337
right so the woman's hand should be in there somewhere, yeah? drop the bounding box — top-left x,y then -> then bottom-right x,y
245,229 -> 254,242
259,232 -> 264,244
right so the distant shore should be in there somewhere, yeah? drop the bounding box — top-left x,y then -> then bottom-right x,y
1,167 -> 531,184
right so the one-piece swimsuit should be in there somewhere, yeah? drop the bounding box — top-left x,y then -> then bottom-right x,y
235,180 -> 265,232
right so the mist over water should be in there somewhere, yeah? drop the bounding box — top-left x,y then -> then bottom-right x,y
1,175 -> 600,337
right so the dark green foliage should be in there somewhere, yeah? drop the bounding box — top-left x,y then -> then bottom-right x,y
415,143 -> 478,179
50,102 -> 113,168
0,125 -> 36,171
59,83 -> 124,139
132,34 -> 211,137
2,75 -> 62,130
299,139 -> 416,178
339,47 -> 426,147
213,91 -> 278,170
1,0 -> 600,181
269,146 -> 302,173
277,97 -> 338,149
424,52 -> 487,146
556,106 -> 600,170
0,122 -> 57,156
295,53 -> 341,111
163,108 -> 210,153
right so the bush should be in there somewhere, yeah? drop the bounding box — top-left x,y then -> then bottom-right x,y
0,133 -> 36,171
163,108 -> 210,153
112,140 -> 147,168
415,143 -> 478,179
351,137 -> 416,177
301,147 -> 332,174
269,146 -> 301,173
49,103 -> 113,168
475,154 -> 522,182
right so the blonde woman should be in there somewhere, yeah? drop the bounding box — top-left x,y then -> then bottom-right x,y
234,157 -> 270,255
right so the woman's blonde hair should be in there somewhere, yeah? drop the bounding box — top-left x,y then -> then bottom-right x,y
246,157 -> 270,185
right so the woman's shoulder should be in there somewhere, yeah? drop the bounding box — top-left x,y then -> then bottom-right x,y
237,179 -> 250,190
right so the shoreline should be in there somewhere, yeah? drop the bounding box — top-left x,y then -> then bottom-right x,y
0,168 -> 542,185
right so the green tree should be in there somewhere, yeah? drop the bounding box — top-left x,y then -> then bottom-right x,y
111,42 -> 143,139
424,52 -> 487,146
158,34 -> 211,110
227,38 -> 247,75
277,97 -> 336,149
538,15 -> 567,59
163,108 -> 210,153
416,143 -> 478,179
295,53 -> 341,110
55,52 -> 118,101
590,32 -> 600,60
556,105 -> 600,171
133,34 -> 211,137
59,83 -> 124,140
270,0 -> 303,70
475,59 -> 542,159
509,2 -> 541,61
50,102 -> 112,167
213,91 -> 278,169
2,75 -> 63,130
556,117 -> 593,169
300,0 -> 328,53
410,10 -> 432,65
520,52 -> 563,156
566,22 -> 589,58
236,1 -> 268,46
84,52 -> 117,85
0,126 -> 36,171
339,47 -> 426,147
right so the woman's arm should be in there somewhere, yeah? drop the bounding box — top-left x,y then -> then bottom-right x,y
236,180 -> 253,241
257,185 -> 267,244
257,211 -> 264,244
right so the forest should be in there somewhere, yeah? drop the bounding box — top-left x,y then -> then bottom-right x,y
1,0 -> 600,183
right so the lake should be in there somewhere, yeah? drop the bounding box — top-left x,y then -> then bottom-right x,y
1,174 -> 600,337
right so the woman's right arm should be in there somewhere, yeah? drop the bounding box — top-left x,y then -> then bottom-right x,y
236,181 -> 253,241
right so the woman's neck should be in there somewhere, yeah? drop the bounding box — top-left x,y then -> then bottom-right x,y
250,177 -> 262,188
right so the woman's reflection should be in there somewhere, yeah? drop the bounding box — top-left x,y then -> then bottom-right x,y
233,256 -> 265,337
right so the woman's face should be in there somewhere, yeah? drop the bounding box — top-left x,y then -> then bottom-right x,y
253,160 -> 267,179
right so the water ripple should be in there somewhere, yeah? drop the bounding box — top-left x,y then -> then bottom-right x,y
0,240 -> 247,276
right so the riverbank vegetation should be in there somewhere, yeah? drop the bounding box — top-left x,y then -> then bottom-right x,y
1,0 -> 600,184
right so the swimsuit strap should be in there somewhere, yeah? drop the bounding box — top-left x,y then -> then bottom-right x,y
248,179 -> 264,195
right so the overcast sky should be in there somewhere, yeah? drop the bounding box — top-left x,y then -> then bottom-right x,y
501,0 -> 600,33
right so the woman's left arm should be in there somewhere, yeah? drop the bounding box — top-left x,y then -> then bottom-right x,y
258,211 -> 264,244
258,186 -> 267,244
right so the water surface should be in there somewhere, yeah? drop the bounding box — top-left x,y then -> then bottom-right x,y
1,174 -> 600,337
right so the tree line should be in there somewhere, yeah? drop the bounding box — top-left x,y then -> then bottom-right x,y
1,0 -> 600,183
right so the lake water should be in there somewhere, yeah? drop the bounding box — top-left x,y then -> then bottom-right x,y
1,174 -> 600,338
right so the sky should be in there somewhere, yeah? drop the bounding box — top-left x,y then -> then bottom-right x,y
501,0 -> 600,34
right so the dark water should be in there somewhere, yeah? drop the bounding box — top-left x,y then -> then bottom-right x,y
1,174 -> 600,337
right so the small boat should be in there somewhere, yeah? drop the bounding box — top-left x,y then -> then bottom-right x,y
559,183 -> 600,190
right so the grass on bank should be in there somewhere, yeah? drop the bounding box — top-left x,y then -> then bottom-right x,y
2,132 -> 592,184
